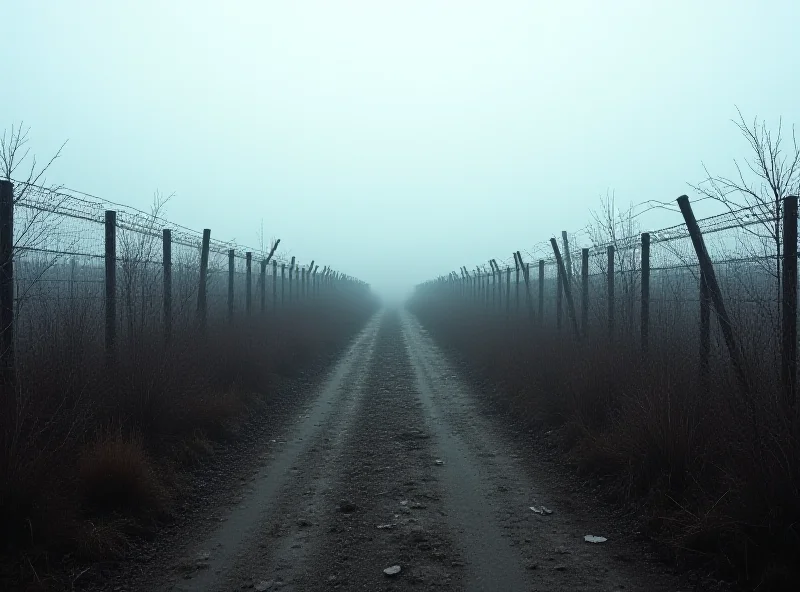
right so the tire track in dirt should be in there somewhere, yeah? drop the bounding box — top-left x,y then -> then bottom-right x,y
154,313 -> 382,592
402,310 -> 684,592
265,310 -> 466,590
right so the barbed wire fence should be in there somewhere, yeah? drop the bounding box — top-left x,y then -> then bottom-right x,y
0,179 -> 368,380
417,194 -> 800,407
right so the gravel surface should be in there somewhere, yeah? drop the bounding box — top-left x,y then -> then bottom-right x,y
100,309 -> 691,592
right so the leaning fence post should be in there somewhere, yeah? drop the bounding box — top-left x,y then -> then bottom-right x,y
641,232 -> 650,354
562,231 -> 573,287
782,195 -> 798,408
581,248 -> 589,336
228,249 -> 235,325
677,195 -> 749,393
105,210 -> 117,366
245,252 -> 252,315
163,229 -> 172,346
607,246 -> 615,338
550,238 -> 579,337
0,180 -> 15,382
197,229 -> 210,331
517,253 -> 534,322
260,259 -> 267,313
538,260 -> 544,326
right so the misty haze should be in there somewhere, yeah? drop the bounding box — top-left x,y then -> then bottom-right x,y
2,1 -> 799,591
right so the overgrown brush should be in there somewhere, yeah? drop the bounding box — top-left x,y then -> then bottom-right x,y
409,296 -> 800,590
0,291 -> 377,580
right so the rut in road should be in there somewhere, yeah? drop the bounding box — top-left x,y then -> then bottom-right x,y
151,309 -> 683,592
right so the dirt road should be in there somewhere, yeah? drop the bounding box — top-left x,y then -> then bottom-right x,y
134,309 -> 685,592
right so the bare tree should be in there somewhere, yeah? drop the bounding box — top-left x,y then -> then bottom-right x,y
691,109 -> 800,301
587,191 -> 641,335
118,190 -> 174,346
1,122 -> 67,203
1,123 -> 73,318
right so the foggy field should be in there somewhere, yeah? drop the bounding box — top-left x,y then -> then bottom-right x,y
4,0 -> 800,590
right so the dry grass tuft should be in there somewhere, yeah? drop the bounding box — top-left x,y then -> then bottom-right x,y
78,432 -> 166,514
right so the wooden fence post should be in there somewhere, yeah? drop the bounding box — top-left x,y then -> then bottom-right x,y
515,257 -> 520,312
538,260 -> 545,326
281,263 -> 286,305
516,253 -> 534,323
105,210 -> 117,366
0,180 -> 15,382
562,231 -> 573,286
556,263 -> 563,330
163,229 -> 172,346
641,232 -> 650,354
260,260 -> 267,313
550,238 -> 579,337
607,246 -> 615,338
506,266 -> 511,318
197,229 -> 210,331
782,195 -> 798,408
245,252 -> 252,315
677,195 -> 749,393
228,249 -> 235,324
272,260 -> 278,309
581,248 -> 589,336
490,261 -> 497,311
700,269 -> 710,383
289,257 -> 295,302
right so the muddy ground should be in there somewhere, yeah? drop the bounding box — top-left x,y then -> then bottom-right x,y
82,309 -> 698,591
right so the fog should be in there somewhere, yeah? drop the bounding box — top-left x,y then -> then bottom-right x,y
4,0 -> 799,302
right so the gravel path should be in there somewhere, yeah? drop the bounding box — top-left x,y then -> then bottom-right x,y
122,309 -> 688,592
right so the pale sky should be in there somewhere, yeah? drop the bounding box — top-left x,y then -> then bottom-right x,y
4,0 -> 799,301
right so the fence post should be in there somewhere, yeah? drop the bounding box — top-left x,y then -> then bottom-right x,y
538,260 -> 544,326
245,252 -> 252,315
550,238 -> 579,337
505,267 -> 511,318
516,253 -> 533,323
197,229 -> 210,331
581,248 -> 589,336
163,229 -> 172,346
641,232 -> 650,354
0,180 -> 14,382
515,257 -> 520,312
556,262 -> 563,330
105,210 -> 117,367
289,257 -> 295,303
782,195 -> 798,408
302,267 -> 307,301
228,249 -> 235,325
677,195 -> 749,393
490,261 -> 497,311
281,263 -> 286,305
272,260 -> 278,309
562,231 -> 573,286
700,269 -> 710,384
260,260 -> 267,313
607,246 -> 615,338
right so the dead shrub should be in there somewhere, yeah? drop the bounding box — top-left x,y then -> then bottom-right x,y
78,432 -> 166,514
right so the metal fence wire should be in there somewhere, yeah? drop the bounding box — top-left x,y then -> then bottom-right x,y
5,181 -> 353,356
